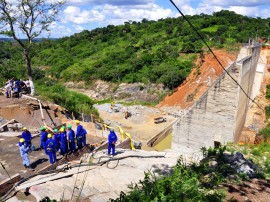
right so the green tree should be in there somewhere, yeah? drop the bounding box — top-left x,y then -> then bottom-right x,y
0,0 -> 65,95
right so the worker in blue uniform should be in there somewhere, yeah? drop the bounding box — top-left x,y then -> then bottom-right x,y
82,128 -> 87,146
53,128 -> 60,152
108,128 -> 118,156
61,126 -> 67,134
19,138 -> 31,169
21,127 -> 32,148
39,126 -> 48,149
67,124 -> 76,153
45,134 -> 57,164
75,120 -> 84,149
59,127 -> 68,155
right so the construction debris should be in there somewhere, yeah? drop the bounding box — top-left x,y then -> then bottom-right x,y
154,117 -> 166,124
0,119 -> 22,132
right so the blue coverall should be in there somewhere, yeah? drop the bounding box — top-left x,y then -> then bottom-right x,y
76,125 -> 84,149
82,129 -> 87,146
60,132 -> 68,155
19,142 -> 30,167
108,131 -> 118,155
45,139 -> 57,164
68,129 -> 76,153
40,131 -> 48,149
22,131 -> 32,148
53,133 -> 60,151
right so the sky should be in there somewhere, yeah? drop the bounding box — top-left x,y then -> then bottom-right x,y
2,0 -> 270,38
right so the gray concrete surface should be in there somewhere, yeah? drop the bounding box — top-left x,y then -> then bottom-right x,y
171,44 -> 262,156
9,149 -> 180,202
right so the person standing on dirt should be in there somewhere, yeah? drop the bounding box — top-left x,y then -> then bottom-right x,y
18,138 -> 32,169
53,129 -> 60,153
82,128 -> 87,147
20,80 -> 27,93
67,125 -> 76,153
24,79 -> 31,94
108,128 -> 118,156
45,134 -> 57,164
4,81 -> 12,98
39,126 -> 48,149
75,120 -> 84,149
21,127 -> 32,148
59,127 -> 68,155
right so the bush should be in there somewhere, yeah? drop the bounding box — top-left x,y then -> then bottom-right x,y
36,82 -> 99,118
110,150 -> 228,202
257,124 -> 270,141
266,84 -> 270,99
110,165 -> 225,202
265,105 -> 270,118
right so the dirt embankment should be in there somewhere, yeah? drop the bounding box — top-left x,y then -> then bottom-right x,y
66,80 -> 167,103
240,48 -> 270,144
0,95 -> 66,130
158,49 -> 238,108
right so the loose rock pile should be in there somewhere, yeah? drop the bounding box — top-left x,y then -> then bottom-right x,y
223,151 -> 259,178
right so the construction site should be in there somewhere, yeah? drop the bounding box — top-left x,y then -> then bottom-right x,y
0,42 -> 270,201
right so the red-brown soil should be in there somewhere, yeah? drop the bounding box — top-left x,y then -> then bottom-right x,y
223,179 -> 270,202
158,50 -> 238,108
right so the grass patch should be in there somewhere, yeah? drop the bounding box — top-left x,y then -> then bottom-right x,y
36,80 -> 99,118
265,106 -> 270,118
201,25 -> 220,33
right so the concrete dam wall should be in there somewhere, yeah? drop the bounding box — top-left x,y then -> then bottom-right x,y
172,44 -> 262,155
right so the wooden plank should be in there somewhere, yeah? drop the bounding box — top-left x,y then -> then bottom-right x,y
0,119 -> 16,129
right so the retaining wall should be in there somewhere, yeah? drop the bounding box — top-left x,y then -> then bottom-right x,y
172,44 -> 261,155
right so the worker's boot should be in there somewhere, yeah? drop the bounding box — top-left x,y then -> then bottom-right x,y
27,165 -> 35,171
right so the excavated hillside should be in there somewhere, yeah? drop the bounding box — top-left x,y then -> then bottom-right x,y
0,95 -> 66,130
158,49 -> 238,108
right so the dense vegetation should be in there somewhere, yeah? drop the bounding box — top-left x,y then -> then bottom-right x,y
2,10 -> 270,88
30,10 -> 270,89
1,10 -> 270,115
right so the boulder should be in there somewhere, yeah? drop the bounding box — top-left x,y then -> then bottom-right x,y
223,152 -> 258,178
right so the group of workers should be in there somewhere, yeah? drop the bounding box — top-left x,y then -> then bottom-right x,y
18,120 -> 119,169
4,78 -> 31,98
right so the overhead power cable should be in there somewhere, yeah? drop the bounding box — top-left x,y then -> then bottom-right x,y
169,0 -> 265,111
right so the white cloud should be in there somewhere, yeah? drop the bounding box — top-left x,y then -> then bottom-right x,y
45,22 -> 73,38
101,3 -> 177,22
63,6 -> 104,24
61,3 -> 177,26
169,0 -> 270,18
201,0 -> 270,7
74,25 -> 84,31
67,0 -> 154,6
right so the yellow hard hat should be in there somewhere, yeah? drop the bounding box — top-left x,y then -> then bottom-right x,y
23,127 -> 27,130
47,133 -> 52,138
20,138 -> 25,143
59,128 -> 64,132
75,120 -> 80,124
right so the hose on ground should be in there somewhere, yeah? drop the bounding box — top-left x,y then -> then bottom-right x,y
2,154 -> 166,201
